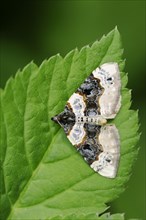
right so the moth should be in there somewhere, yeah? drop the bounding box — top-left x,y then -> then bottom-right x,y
52,62 -> 121,178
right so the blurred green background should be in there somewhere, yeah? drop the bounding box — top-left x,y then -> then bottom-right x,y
0,1 -> 145,219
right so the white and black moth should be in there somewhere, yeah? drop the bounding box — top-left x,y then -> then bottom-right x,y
52,63 -> 121,178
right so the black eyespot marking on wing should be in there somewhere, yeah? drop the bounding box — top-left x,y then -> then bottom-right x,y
78,142 -> 102,164
107,77 -> 113,84
78,74 -> 103,98
107,77 -> 112,81
78,144 -> 97,162
106,158 -> 111,163
78,74 -> 104,116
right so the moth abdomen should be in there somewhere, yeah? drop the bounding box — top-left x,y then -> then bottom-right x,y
76,116 -> 107,125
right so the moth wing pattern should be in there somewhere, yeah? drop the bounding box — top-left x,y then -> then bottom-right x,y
67,123 -> 86,146
90,124 -> 120,178
93,62 -> 121,119
52,62 -> 121,178
68,92 -> 86,117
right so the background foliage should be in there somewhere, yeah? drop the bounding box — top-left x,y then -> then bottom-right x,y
0,1 -> 145,219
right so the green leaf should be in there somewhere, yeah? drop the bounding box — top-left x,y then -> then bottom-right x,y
0,28 -> 139,220
47,212 -> 125,220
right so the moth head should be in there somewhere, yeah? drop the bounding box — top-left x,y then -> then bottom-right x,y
51,108 -> 75,126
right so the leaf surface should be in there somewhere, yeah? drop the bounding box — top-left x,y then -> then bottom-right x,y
0,28 -> 139,220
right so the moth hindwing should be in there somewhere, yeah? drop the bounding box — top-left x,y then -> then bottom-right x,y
52,62 -> 121,178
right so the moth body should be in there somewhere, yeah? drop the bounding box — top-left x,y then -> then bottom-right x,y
76,116 -> 107,125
